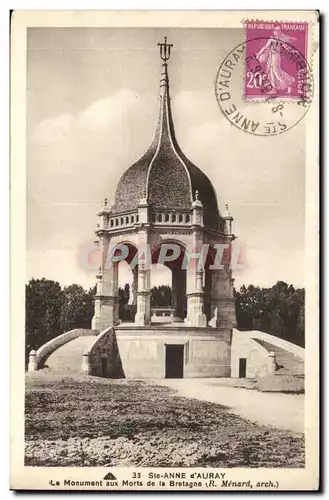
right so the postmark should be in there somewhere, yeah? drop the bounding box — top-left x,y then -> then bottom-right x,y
215,30 -> 313,136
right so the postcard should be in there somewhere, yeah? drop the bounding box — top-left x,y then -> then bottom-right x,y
10,10 -> 319,491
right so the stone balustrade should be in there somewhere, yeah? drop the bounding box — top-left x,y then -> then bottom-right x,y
105,210 -> 193,232
108,212 -> 139,230
151,307 -> 175,323
151,211 -> 191,224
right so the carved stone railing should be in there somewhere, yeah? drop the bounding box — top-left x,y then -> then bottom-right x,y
151,210 -> 191,225
104,209 -> 193,232
151,307 -> 175,323
108,211 -> 139,230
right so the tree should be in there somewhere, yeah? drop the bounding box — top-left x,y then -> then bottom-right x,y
151,285 -> 172,307
25,278 -> 64,356
235,281 -> 305,347
25,279 -> 97,366
59,284 -> 95,332
118,283 -> 130,321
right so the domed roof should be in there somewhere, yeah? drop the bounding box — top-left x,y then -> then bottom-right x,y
111,60 -> 219,220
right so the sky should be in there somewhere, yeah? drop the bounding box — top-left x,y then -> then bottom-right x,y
26,27 -> 305,290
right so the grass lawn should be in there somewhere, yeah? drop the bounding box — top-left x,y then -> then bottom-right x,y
25,372 -> 304,468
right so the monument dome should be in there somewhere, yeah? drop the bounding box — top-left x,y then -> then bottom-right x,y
111,43 -> 219,229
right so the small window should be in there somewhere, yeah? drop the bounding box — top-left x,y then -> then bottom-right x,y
131,215 -> 134,223
125,216 -> 129,224
115,218 -> 119,226
136,214 -> 139,222
158,214 -> 162,222
120,217 -> 124,225
165,213 -> 169,222
172,214 -> 176,222
178,214 -> 183,223
186,214 -> 190,223
110,219 -> 114,227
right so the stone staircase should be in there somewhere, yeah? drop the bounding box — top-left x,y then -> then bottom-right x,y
254,339 -> 304,376
43,336 -> 96,373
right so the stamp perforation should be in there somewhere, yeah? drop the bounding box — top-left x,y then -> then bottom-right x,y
241,17 -> 317,106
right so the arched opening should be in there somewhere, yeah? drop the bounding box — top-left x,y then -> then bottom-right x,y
150,241 -> 187,322
115,242 -> 138,323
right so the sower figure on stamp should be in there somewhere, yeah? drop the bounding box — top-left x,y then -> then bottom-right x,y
256,26 -> 297,95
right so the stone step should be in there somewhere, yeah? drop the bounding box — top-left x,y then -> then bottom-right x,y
43,336 -> 96,373
254,339 -> 304,375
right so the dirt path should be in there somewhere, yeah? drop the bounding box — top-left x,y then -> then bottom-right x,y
157,379 -> 304,434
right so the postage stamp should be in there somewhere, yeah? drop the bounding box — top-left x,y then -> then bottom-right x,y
215,25 -> 313,136
244,21 -> 308,100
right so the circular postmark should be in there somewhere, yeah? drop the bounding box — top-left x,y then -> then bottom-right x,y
215,37 -> 313,136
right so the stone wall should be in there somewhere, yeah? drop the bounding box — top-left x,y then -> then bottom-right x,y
84,325 -> 232,379
115,326 -> 231,378
230,328 -> 305,379
87,327 -> 124,377
231,329 -> 274,378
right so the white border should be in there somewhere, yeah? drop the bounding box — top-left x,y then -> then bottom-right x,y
5,6 -> 322,496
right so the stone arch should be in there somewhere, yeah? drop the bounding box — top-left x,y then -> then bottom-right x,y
150,238 -> 188,320
108,240 -> 139,322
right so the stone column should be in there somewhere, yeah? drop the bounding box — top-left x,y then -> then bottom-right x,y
204,269 -> 212,321
185,261 -> 207,327
209,268 -> 236,329
185,194 -> 207,327
172,268 -> 186,319
208,270 -> 222,328
134,209 -> 151,326
135,268 -> 151,326
130,265 -> 138,320
131,266 -> 138,306
185,198 -> 207,327
92,236 -> 119,331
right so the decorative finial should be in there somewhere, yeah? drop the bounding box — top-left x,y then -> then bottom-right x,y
104,197 -> 108,206
139,189 -> 148,206
225,203 -> 229,211
157,36 -> 173,62
192,189 -> 202,209
99,266 -> 101,274
96,223 -> 100,228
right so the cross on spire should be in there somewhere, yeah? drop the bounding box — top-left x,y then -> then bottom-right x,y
158,36 -> 173,62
